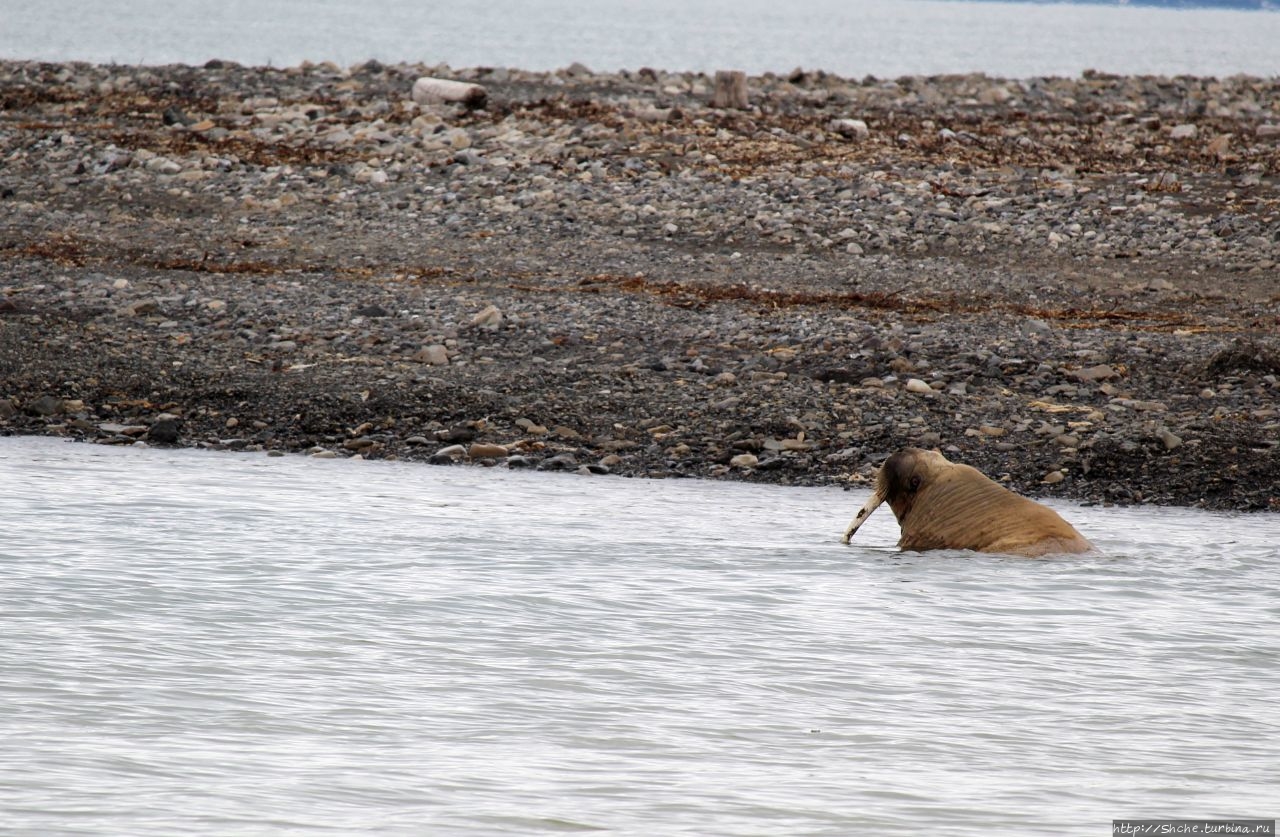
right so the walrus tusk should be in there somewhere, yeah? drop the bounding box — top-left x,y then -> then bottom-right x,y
842,487 -> 886,544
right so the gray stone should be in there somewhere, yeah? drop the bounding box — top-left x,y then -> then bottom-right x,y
439,424 -> 475,443
147,418 -> 181,445
1070,364 -> 1119,383
1112,398 -> 1167,412
537,452 -> 578,471
27,395 -> 63,416
121,298 -> 161,317
162,106 -> 193,126
433,443 -> 467,460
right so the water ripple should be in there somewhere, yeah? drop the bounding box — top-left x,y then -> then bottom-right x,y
1,438 -> 1277,835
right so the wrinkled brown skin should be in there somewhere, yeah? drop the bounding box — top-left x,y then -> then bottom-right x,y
843,448 -> 1093,556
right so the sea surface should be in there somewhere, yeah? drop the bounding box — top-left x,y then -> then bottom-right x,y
1,436 -> 1277,835
1,0 -> 1279,77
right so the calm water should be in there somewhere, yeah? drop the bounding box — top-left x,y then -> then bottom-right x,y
1,436 -> 1277,835
1,0 -> 1279,77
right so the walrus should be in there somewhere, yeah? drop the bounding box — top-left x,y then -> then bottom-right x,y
842,448 -> 1092,556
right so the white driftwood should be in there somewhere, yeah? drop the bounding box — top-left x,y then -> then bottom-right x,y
411,77 -> 488,108
712,70 -> 748,109
830,118 -> 870,140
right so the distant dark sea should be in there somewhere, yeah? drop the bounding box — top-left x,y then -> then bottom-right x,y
1,0 -> 1277,77
1111,0 -> 1274,6
1008,0 -> 1276,6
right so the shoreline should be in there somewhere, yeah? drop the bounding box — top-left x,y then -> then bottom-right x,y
1,60 -> 1277,511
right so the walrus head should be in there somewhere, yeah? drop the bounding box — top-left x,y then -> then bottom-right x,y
842,448 -> 1092,556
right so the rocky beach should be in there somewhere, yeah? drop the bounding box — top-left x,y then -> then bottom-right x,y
1,59 -> 1277,511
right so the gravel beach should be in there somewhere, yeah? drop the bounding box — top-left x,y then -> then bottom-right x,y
1,59 -> 1277,511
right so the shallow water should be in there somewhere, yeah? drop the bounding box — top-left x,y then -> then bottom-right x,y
3,0 -> 1279,77
1,437 -> 1276,835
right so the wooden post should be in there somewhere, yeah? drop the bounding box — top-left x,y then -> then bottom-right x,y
712,71 -> 748,109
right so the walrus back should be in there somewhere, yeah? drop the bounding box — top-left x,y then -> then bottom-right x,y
898,464 -> 1091,556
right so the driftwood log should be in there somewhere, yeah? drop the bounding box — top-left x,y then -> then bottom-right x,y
712,70 -> 749,109
411,77 -> 488,109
